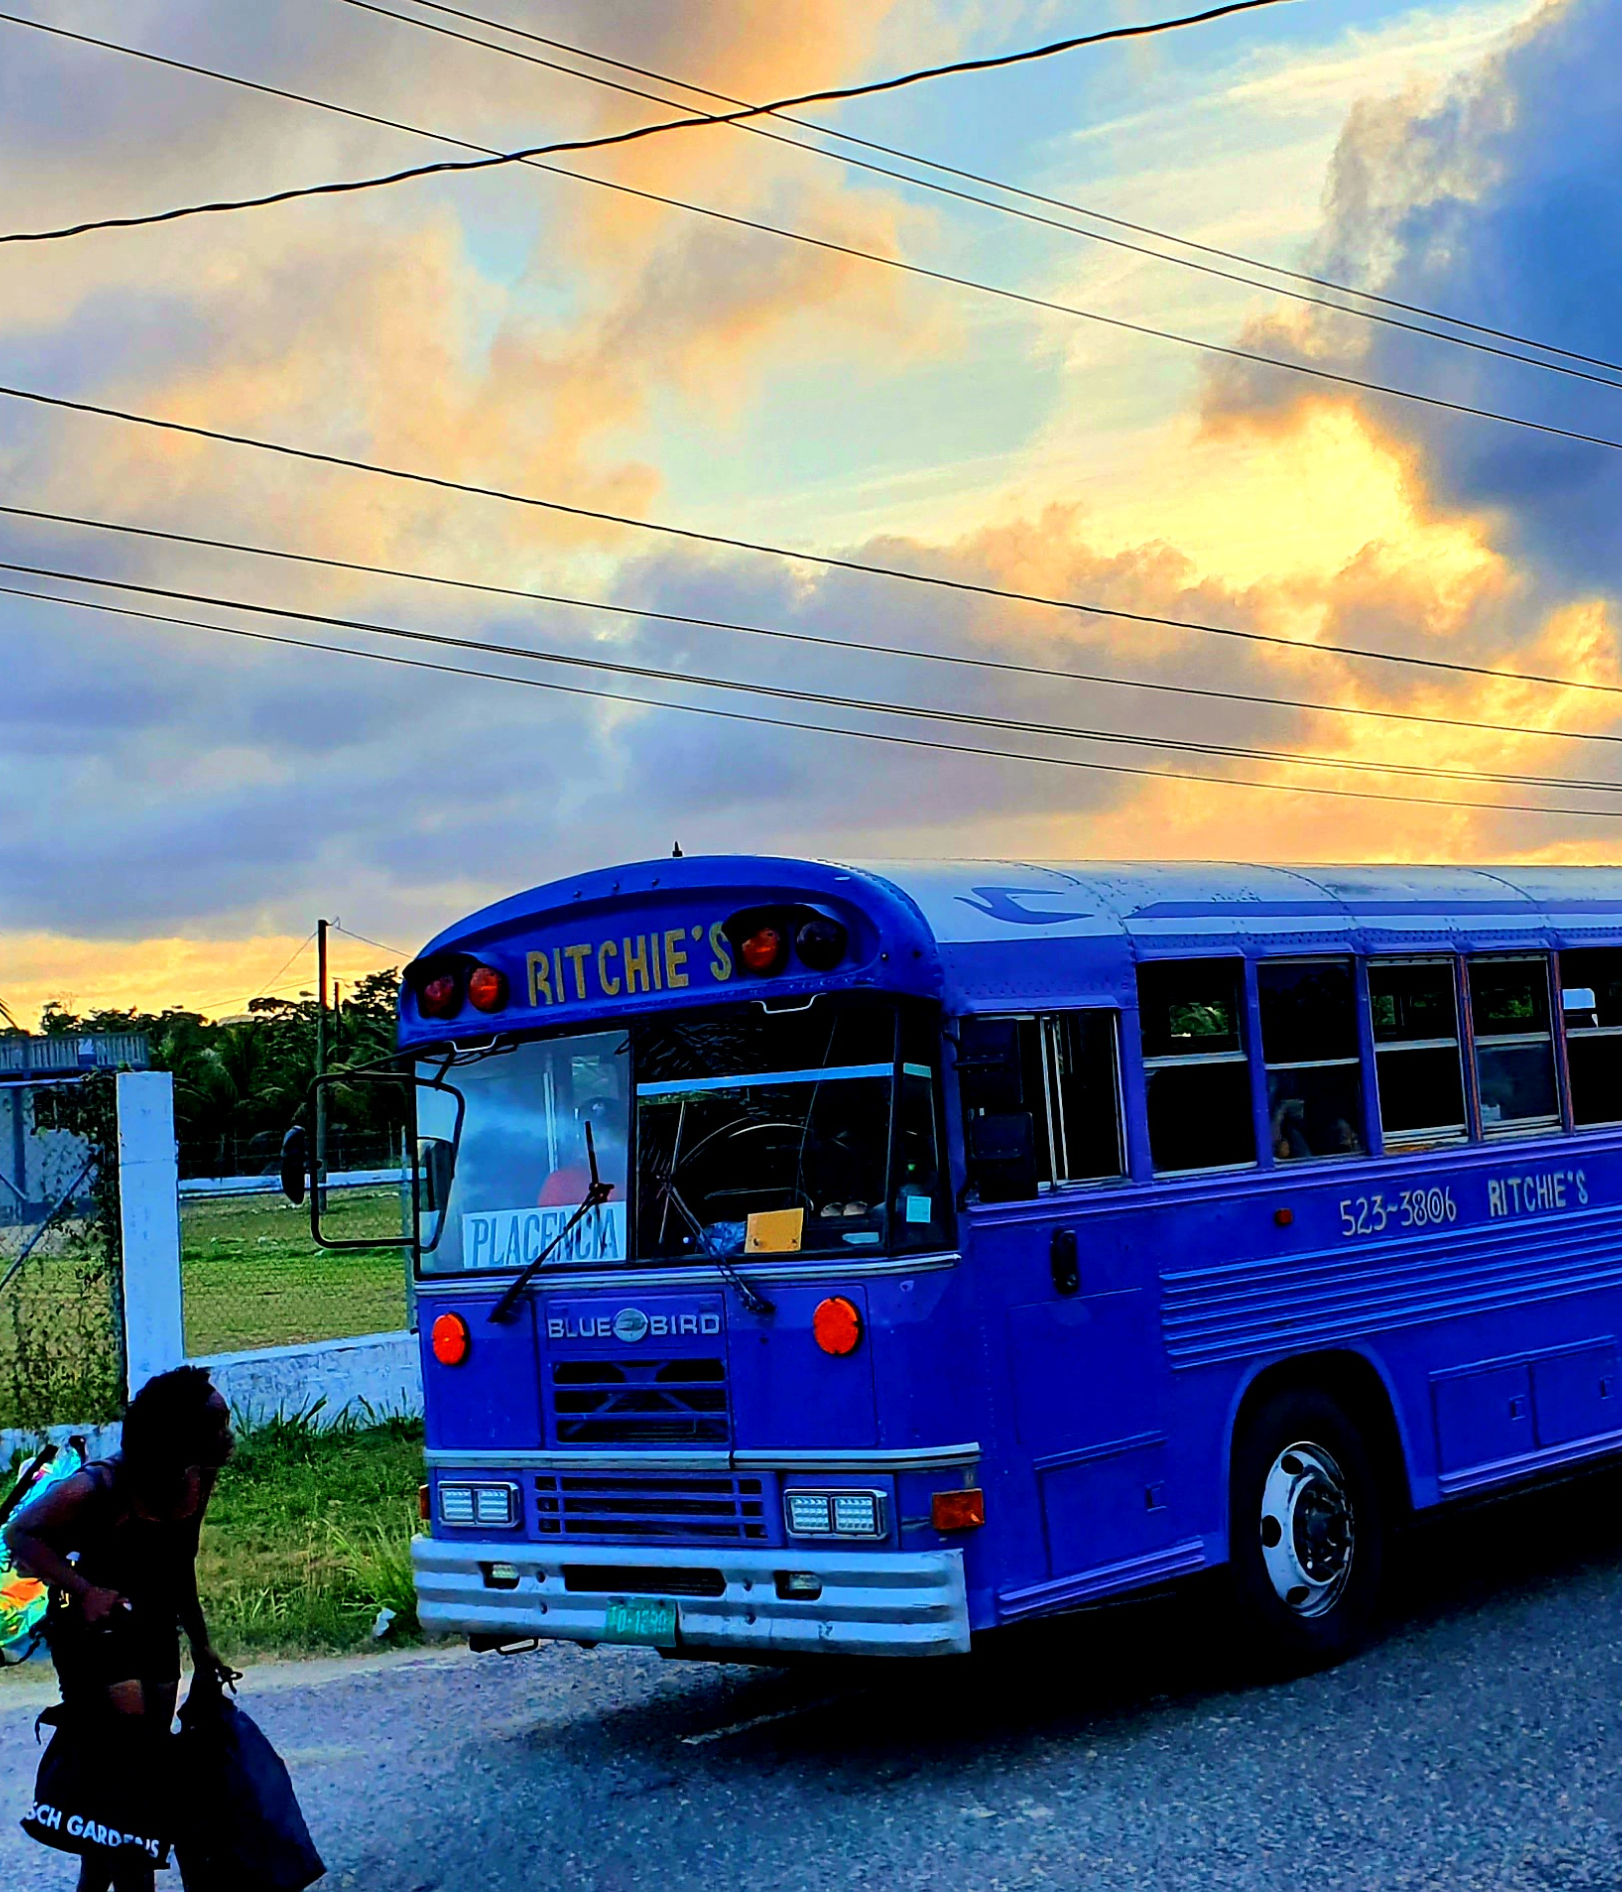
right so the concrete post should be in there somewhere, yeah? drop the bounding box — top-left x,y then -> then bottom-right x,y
116,1070 -> 185,1393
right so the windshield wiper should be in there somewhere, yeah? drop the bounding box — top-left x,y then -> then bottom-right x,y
488,1123 -> 614,1325
710,1251 -> 776,1320
656,1172 -> 776,1319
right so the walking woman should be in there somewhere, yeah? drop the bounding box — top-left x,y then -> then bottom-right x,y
6,1366 -> 235,1891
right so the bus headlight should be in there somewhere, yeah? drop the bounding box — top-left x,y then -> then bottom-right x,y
784,1490 -> 886,1538
438,1481 -> 519,1528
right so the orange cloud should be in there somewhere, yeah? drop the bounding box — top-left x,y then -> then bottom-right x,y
0,932 -> 403,1031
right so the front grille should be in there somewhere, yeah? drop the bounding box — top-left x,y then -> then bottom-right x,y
535,1473 -> 767,1544
548,1355 -> 730,1445
561,1564 -> 727,1598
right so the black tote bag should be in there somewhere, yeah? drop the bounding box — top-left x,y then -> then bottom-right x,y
20,1702 -> 172,1867
173,1678 -> 325,1892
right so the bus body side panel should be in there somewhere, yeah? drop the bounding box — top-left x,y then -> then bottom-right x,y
1149,1128 -> 1622,1562
959,1128 -> 1622,1621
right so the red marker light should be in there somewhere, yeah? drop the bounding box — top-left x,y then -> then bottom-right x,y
795,918 -> 848,972
740,926 -> 787,974
431,1312 -> 471,1366
467,965 -> 508,1013
812,1296 -> 862,1357
420,972 -> 461,1019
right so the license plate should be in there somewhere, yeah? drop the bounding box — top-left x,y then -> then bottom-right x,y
603,1598 -> 679,1647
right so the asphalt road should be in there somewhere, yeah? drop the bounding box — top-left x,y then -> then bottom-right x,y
7,1471 -> 1622,1892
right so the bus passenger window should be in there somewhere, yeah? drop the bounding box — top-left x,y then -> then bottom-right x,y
1048,1012 -> 1123,1181
958,1011 -> 1124,1198
1560,948 -> 1622,1126
957,1016 -> 1049,1202
1368,959 -> 1466,1147
1256,960 -> 1364,1161
1137,960 -> 1256,1173
1469,956 -> 1559,1134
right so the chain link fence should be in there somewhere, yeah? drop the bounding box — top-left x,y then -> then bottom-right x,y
179,1178 -> 411,1357
177,1131 -> 400,1183
0,1076 -> 125,1430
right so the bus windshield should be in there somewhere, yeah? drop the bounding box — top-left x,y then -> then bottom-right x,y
417,997 -> 945,1273
636,998 -> 942,1261
417,1032 -> 632,1275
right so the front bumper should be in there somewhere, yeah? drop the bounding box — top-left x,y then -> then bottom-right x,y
411,1538 -> 970,1658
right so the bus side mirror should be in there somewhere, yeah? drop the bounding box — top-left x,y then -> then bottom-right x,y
305,1070 -> 465,1256
418,1135 -> 454,1217
278,1125 -> 308,1207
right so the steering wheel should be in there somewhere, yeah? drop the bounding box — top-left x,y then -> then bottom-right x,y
672,1119 -> 829,1215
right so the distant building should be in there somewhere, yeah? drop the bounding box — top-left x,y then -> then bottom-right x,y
0,1033 -> 151,1227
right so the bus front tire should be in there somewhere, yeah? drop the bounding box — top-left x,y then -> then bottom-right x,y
1226,1386 -> 1384,1674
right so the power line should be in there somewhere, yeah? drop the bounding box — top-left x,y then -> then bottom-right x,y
7,377 -> 1622,702
0,0 -> 1292,246
6,52 -> 1622,530
242,932 -> 318,1006
7,575 -> 1621,825
330,923 -> 409,960
8,555 -> 1622,798
8,498 -> 1622,747
418,0 -> 1622,383
347,0 -> 1622,394
17,27 -> 1622,481
187,930 -> 316,1015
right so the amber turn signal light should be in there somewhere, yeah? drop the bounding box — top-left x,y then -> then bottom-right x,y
418,1483 -> 431,1523
431,1311 -> 471,1366
931,1488 -> 986,1532
812,1295 -> 862,1356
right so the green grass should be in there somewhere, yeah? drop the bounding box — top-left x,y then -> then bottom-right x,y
197,1414 -> 425,1660
181,1189 -> 409,1355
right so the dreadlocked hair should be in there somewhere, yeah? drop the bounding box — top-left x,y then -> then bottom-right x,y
120,1365 -> 219,1501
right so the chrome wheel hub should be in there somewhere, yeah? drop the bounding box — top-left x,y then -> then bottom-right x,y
1258,1440 -> 1354,1618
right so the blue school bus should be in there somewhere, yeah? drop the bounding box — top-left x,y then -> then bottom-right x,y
340,857 -> 1622,1670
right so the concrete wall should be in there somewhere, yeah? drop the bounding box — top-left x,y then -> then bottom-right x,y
195,1331 -> 422,1428
0,1422 -> 121,1469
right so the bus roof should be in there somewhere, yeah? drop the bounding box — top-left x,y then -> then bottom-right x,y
405,857 -> 1622,1037
867,860 -> 1622,1008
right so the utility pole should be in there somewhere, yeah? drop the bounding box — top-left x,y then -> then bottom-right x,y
316,918 -> 329,1082
315,917 -> 329,1216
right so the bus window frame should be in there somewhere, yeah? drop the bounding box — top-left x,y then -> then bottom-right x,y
1047,1010 -> 1127,1189
1465,951 -> 1563,1141
1137,955 -> 1259,1180
1252,955 -> 1370,1169
952,1007 -> 1127,1199
1559,945 -> 1622,1131
1365,954 -> 1472,1154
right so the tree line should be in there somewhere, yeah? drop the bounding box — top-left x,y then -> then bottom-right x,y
13,972 -> 402,1178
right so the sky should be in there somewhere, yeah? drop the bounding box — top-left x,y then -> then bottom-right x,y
3,0 -> 1618,1023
